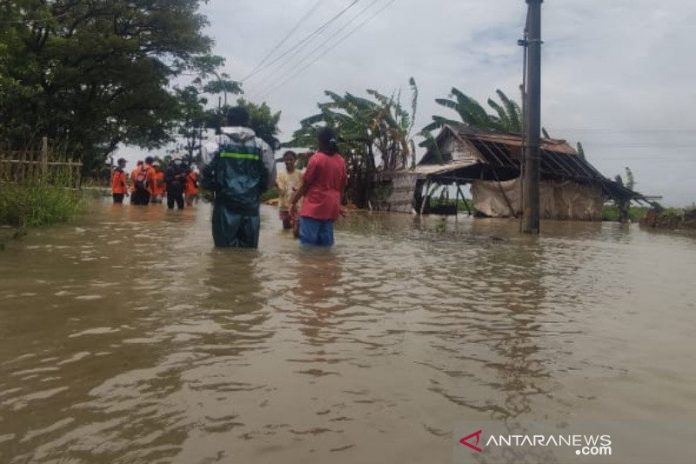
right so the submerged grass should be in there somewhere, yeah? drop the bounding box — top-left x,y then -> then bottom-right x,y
601,205 -> 649,222
0,182 -> 85,228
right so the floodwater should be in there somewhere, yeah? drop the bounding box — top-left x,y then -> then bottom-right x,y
1,201 -> 695,464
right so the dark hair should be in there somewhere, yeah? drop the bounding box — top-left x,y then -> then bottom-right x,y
226,106 -> 250,127
317,127 -> 339,155
117,158 -> 126,165
282,150 -> 297,160
145,156 -> 154,164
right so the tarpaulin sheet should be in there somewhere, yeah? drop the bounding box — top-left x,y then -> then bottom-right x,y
471,178 -> 604,220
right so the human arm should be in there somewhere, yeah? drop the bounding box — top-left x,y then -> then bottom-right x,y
199,153 -> 219,194
289,158 -> 317,213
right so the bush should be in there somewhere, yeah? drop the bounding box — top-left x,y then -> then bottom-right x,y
0,182 -> 84,228
602,204 -> 649,222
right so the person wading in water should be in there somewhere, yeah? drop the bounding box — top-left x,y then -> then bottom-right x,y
201,106 -> 276,248
111,158 -> 128,204
290,127 -> 347,247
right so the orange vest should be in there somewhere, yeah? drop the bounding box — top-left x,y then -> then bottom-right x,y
153,171 -> 166,195
145,164 -> 157,194
112,169 -> 127,194
130,167 -> 142,192
185,171 -> 199,195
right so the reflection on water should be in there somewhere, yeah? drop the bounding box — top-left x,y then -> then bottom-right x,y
1,201 -> 696,463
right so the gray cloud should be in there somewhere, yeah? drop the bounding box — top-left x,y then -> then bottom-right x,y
119,0 -> 695,205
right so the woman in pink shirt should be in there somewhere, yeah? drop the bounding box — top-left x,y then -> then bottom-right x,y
290,127 -> 347,246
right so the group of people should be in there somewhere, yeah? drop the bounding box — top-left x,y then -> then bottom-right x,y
113,106 -> 347,249
111,156 -> 199,209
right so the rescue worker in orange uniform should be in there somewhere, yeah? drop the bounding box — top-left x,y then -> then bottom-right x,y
130,160 -> 145,204
151,163 -> 166,204
111,158 -> 128,204
143,156 -> 157,205
185,166 -> 199,206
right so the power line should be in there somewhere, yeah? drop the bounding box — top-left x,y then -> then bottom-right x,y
250,0 -> 385,99
258,0 -> 398,100
242,0 -> 360,83
246,0 -> 366,92
549,128 -> 696,133
241,0 -> 324,82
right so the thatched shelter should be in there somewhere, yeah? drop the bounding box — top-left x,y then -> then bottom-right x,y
373,125 -> 646,220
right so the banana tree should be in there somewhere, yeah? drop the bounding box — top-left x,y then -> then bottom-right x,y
287,78 -> 418,207
421,88 -> 522,135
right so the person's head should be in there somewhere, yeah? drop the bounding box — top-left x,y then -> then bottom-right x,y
226,106 -> 250,127
317,127 -> 339,155
117,158 -> 126,168
172,157 -> 183,167
145,156 -> 154,166
283,151 -> 297,172
136,160 -> 144,169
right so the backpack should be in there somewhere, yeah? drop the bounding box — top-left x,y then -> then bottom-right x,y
134,169 -> 148,191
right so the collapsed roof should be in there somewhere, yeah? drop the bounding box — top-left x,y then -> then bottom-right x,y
419,125 -> 647,203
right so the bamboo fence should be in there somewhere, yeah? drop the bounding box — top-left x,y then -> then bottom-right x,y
0,137 -> 82,188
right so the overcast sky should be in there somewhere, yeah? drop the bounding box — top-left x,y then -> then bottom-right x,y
123,0 -> 696,205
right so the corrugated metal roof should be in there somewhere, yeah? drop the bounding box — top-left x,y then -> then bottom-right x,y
419,125 -> 648,202
413,159 -> 478,176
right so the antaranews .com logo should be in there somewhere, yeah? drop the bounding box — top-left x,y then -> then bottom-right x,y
459,429 -> 612,458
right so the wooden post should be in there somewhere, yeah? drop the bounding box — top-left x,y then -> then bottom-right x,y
19,150 -> 26,183
41,137 -> 49,180
420,179 -> 431,216
457,184 -> 472,216
454,182 -> 459,219
68,161 -> 74,188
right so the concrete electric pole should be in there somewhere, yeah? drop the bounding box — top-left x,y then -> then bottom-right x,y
522,0 -> 542,234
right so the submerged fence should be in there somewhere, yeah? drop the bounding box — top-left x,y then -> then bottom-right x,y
0,137 -> 82,188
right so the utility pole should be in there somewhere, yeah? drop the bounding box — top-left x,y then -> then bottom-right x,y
522,0 -> 542,233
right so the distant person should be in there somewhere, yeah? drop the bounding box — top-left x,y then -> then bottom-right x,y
142,156 -> 157,205
111,158 -> 128,204
151,163 -> 166,204
185,166 -> 199,206
201,106 -> 276,248
130,160 -> 149,205
276,150 -> 302,231
289,127 -> 347,247
165,157 -> 187,210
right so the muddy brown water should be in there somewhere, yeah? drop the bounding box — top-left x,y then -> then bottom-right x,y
1,201 -> 695,463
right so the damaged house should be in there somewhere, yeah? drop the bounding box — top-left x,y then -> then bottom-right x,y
374,125 -> 645,220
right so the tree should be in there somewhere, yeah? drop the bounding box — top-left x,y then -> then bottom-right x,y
0,0 -> 218,175
287,78 -> 418,207
421,88 -> 522,135
174,85 -> 209,163
237,99 -> 281,148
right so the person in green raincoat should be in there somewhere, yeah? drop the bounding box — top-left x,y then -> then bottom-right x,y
200,107 -> 276,248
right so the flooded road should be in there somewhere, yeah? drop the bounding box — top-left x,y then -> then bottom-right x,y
1,201 -> 695,463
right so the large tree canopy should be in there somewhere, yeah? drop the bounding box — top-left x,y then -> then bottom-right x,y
0,0 -> 217,174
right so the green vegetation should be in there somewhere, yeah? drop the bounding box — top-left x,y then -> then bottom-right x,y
421,88 -> 522,135
0,0 -> 225,175
643,207 -> 696,229
0,183 -> 84,229
288,78 -> 419,207
602,205 -> 649,222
